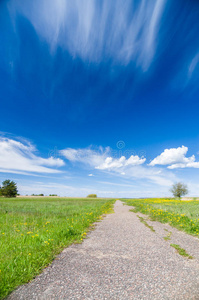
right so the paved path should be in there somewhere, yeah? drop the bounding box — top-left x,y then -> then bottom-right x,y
8,200 -> 199,299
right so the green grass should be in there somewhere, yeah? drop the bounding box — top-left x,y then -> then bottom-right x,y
122,198 -> 199,236
163,229 -> 172,241
170,244 -> 193,259
137,215 -> 155,232
0,197 -> 115,299
147,200 -> 199,219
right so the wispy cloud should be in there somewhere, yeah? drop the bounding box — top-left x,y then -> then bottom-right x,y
18,181 -> 116,197
60,147 -> 110,167
188,52 -> 199,78
60,147 -> 145,170
9,0 -> 166,70
149,146 -> 199,169
0,137 -> 65,174
60,146 -> 175,186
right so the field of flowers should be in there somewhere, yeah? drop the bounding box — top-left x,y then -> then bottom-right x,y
123,198 -> 199,236
0,197 -> 115,299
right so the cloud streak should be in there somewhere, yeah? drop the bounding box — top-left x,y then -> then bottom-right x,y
9,0 -> 166,70
0,138 -> 65,174
60,147 -> 110,167
188,52 -> 199,78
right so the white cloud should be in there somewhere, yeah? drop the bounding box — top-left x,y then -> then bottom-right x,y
88,174 -> 94,177
168,162 -> 199,169
149,146 -> 199,169
60,147 -> 145,171
9,0 -> 166,70
0,138 -> 65,174
96,155 -> 146,170
60,146 -> 175,187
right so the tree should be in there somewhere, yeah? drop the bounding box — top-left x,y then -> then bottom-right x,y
87,194 -> 97,198
170,182 -> 188,199
1,180 -> 18,198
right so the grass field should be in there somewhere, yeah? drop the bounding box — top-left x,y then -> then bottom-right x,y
123,198 -> 199,237
0,197 -> 115,299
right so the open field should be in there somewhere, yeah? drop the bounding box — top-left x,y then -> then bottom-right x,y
0,197 -> 115,299
122,198 -> 199,236
7,200 -> 199,300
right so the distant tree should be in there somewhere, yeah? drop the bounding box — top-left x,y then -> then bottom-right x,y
87,194 -> 97,198
1,180 -> 18,198
170,182 -> 188,199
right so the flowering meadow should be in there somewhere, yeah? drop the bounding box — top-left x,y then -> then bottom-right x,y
123,198 -> 199,237
0,197 -> 114,299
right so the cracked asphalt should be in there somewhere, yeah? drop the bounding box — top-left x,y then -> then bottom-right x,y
7,200 -> 199,300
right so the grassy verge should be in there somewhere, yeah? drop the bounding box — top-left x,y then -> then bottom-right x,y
170,244 -> 193,259
123,198 -> 199,236
163,229 -> 172,241
0,197 -> 115,299
137,215 -> 155,232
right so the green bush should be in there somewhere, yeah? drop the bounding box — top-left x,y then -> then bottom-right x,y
87,194 -> 97,198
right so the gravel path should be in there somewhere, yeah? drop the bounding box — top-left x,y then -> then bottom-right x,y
8,200 -> 199,300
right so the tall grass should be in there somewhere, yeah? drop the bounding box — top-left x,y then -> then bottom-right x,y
0,197 -> 115,299
123,198 -> 199,236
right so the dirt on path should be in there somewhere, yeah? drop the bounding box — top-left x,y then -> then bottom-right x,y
8,200 -> 199,300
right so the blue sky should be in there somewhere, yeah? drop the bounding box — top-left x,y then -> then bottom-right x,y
1,0 -> 199,197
